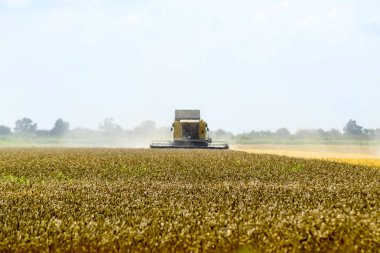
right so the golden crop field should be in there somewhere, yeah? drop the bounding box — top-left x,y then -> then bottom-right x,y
0,148 -> 379,252
232,144 -> 380,168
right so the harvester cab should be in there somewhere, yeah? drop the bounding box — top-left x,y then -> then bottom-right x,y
150,110 -> 229,149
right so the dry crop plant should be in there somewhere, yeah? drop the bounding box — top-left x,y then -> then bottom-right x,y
0,148 -> 379,252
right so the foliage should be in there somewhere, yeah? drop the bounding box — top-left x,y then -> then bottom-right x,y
2,117 -> 380,145
51,119 -> 70,136
275,128 -> 290,138
35,129 -> 51,137
98,118 -> 122,133
210,129 -> 234,140
0,148 -> 379,252
343,119 -> 363,136
0,125 -> 11,136
14,117 -> 37,133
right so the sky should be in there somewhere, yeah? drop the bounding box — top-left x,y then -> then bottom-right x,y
1,0 -> 379,133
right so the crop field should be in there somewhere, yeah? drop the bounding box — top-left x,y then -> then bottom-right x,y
0,148 -> 379,252
233,144 -> 380,168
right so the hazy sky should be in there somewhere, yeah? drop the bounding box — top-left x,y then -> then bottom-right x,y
1,0 -> 379,133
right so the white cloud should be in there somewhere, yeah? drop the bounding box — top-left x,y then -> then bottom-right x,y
120,14 -> 143,29
250,0 -> 294,24
291,5 -> 355,35
328,9 -> 338,20
324,6 -> 354,30
1,0 -> 31,8
0,0 -> 379,131
294,15 -> 317,30
372,15 -> 380,26
250,1 -> 356,35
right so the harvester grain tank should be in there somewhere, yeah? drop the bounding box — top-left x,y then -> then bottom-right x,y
150,110 -> 229,149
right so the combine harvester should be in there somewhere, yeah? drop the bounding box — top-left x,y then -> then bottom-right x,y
150,110 -> 229,149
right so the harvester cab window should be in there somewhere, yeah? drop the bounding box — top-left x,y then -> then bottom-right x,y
182,123 -> 199,139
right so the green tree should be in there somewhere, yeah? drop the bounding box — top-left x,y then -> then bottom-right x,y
0,125 -> 11,136
275,128 -> 290,138
343,119 -> 363,136
325,129 -> 342,138
51,119 -> 70,136
14,118 -> 37,133
99,118 -> 122,132
212,129 -> 234,140
363,129 -> 376,137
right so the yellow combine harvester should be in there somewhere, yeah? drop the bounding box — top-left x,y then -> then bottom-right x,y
150,110 -> 229,149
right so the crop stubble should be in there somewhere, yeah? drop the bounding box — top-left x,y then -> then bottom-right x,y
0,148 -> 379,252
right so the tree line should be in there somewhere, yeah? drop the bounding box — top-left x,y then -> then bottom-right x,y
0,117 -> 162,138
0,118 -> 70,137
0,118 -> 379,142
211,119 -> 380,142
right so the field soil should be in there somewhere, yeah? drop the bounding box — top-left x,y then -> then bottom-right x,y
0,148 -> 379,252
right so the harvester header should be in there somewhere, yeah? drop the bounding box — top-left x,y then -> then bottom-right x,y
150,110 -> 229,149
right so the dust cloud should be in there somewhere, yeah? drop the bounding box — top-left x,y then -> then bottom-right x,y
0,120 -> 172,149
